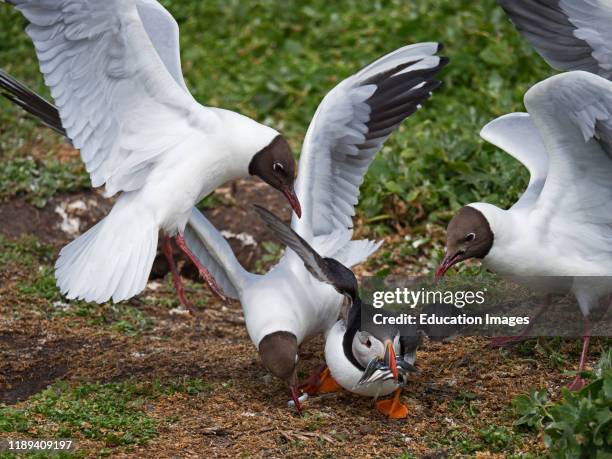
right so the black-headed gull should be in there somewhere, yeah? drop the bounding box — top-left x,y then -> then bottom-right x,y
0,70 -> 218,315
437,0 -> 612,390
183,43 -> 448,410
2,0 -> 301,305
254,204 -> 424,418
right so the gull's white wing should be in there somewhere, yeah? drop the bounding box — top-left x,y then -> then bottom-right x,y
8,0 -> 214,195
525,71 -> 612,267
480,113 -> 549,209
136,0 -> 188,92
184,209 -> 259,299
292,43 -> 448,242
499,0 -> 612,79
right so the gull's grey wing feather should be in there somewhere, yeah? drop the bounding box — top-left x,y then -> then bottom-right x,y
480,113 -> 549,209
135,0 -> 188,92
499,0 -> 612,79
1,1 -> 189,134
6,0 -> 213,195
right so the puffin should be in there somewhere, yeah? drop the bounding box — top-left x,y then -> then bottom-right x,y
181,42 -> 448,411
1,0 -> 301,305
437,0 -> 612,390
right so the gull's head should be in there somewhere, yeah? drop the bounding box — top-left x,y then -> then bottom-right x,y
436,205 -> 494,279
258,331 -> 301,411
248,135 -> 301,218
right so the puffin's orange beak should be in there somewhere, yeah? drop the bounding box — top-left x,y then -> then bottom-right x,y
383,340 -> 398,380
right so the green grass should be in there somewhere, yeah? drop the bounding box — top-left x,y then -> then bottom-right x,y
432,424 -> 526,455
0,0 -> 551,234
0,381 -> 157,447
0,235 -> 54,268
0,156 -> 89,208
0,235 -> 156,335
0,378 -> 212,450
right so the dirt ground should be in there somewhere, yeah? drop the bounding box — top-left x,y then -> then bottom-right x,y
0,180 -> 605,458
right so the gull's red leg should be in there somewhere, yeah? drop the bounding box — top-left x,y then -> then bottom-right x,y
161,235 -> 197,316
175,233 -> 228,303
568,315 -> 591,391
290,385 -> 302,415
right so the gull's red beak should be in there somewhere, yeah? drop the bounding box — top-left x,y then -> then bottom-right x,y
383,340 -> 398,380
435,251 -> 463,281
282,186 -> 302,219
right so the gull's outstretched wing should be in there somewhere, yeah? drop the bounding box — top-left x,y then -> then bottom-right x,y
525,71 -> 612,271
499,0 -> 612,79
480,113 -> 549,209
4,0 -> 214,195
292,43 -> 448,241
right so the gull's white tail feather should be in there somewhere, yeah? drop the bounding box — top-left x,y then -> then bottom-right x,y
55,195 -> 158,303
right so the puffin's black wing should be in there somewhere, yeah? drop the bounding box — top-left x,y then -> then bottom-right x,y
253,205 -> 358,302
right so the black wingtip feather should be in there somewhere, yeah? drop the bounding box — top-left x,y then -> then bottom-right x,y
0,70 -> 66,137
356,50 -> 447,145
368,79 -> 441,124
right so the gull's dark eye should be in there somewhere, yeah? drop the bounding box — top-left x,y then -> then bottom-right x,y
465,232 -> 475,242
272,162 -> 285,173
365,339 -> 372,348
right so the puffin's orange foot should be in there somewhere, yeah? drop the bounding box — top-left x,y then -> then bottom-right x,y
317,368 -> 342,394
300,367 -> 342,395
375,389 -> 408,419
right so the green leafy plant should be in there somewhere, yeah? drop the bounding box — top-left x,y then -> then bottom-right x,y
513,388 -> 550,429
254,240 -> 283,273
512,349 -> 612,458
479,425 -> 515,451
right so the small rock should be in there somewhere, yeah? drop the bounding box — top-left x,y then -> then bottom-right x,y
52,301 -> 70,311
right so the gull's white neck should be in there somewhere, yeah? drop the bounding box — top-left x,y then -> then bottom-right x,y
209,108 -> 279,178
467,202 -> 520,274
468,202 -> 564,278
